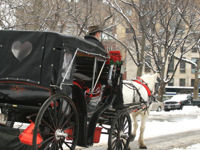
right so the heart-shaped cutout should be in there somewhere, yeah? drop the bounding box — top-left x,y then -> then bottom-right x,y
11,41 -> 32,62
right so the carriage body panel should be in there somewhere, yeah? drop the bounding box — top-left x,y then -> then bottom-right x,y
0,30 -> 107,104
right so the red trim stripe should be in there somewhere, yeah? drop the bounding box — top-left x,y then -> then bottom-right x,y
0,80 -> 52,95
133,79 -> 152,96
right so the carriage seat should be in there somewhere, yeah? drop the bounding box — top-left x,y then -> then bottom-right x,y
74,56 -> 95,82
0,81 -> 51,104
73,73 -> 92,81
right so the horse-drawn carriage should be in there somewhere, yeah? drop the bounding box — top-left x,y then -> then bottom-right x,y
0,30 -> 147,150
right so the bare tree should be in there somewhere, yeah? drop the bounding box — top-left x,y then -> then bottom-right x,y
105,0 -> 200,101
105,0 -> 152,76
0,0 -> 114,37
139,0 -> 200,101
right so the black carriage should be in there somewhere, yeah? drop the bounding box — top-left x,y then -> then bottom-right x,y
0,30 -> 140,150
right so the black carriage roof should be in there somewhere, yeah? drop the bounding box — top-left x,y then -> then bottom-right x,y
0,30 -> 108,57
0,30 -> 107,87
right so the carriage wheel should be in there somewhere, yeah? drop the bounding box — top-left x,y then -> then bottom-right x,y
108,112 -> 132,150
33,94 -> 79,150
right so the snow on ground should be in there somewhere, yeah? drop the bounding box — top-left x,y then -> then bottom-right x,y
171,143 -> 200,150
145,106 -> 200,139
90,106 -> 200,149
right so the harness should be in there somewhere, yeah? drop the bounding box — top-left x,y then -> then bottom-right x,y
123,77 -> 156,113
133,77 -> 152,96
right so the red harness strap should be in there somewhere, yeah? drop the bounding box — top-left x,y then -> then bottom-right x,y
133,77 -> 152,96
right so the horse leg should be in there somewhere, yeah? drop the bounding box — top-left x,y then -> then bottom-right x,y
130,114 -> 138,141
138,112 -> 148,149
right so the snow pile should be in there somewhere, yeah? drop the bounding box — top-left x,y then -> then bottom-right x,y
171,143 -> 200,150
145,115 -> 200,139
150,106 -> 200,116
139,106 -> 200,139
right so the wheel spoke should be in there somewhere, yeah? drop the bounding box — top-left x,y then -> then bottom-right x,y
48,140 -> 56,150
55,141 -> 59,150
43,141 -> 52,150
120,140 -> 123,150
59,103 -> 70,127
40,136 -> 54,146
123,117 -> 127,126
123,123 -> 128,132
53,101 -> 58,128
115,122 -> 120,133
58,140 -> 64,150
63,141 -> 73,150
112,130 -> 118,137
57,99 -> 64,122
121,139 -> 126,148
61,112 -> 74,129
47,108 -> 57,129
41,118 -> 55,132
111,139 -> 118,149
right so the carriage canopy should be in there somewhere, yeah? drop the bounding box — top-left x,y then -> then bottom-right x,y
0,30 -> 108,87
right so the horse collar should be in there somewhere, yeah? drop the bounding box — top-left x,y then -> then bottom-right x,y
133,77 -> 152,96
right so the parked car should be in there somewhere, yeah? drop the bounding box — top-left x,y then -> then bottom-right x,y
191,98 -> 200,107
150,101 -> 164,111
164,94 -> 193,111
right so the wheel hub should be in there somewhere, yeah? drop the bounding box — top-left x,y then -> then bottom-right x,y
55,129 -> 68,140
119,131 -> 128,139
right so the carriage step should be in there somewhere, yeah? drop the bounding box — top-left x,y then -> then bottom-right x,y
98,117 -> 111,125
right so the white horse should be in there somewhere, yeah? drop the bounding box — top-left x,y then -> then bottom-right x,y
123,73 -> 158,149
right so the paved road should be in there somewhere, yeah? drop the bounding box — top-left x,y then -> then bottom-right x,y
132,130 -> 200,150
78,130 -> 200,150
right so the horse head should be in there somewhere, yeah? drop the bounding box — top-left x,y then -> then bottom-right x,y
140,73 -> 159,95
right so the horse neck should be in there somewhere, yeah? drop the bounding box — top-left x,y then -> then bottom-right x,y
132,80 -> 149,102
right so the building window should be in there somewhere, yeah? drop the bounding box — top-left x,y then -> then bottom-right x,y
191,58 -> 198,74
180,58 -> 185,73
191,79 -> 195,87
179,78 -> 185,86
168,79 -> 174,86
144,55 -> 151,73
168,57 -> 174,72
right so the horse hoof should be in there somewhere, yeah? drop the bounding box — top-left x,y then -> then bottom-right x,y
129,134 -> 135,141
139,146 -> 147,149
127,147 -> 131,150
